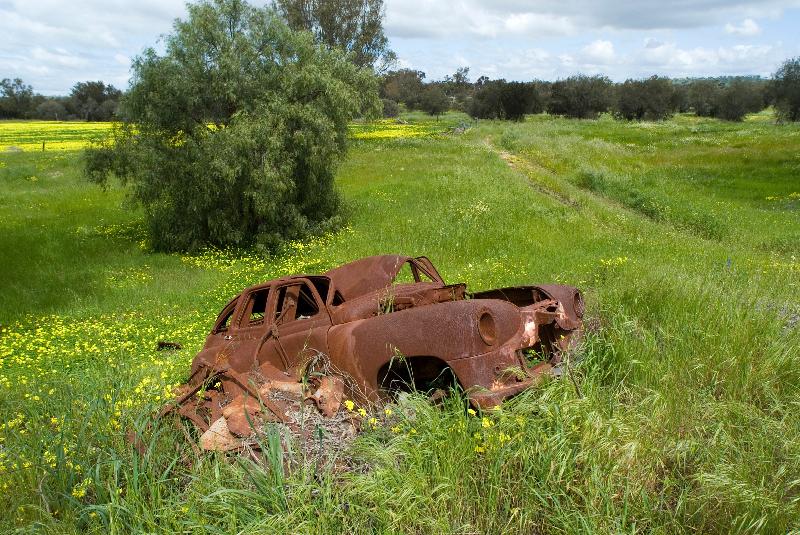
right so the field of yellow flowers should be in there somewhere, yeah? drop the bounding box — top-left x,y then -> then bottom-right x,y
0,117 -> 450,153
1,112 -> 799,534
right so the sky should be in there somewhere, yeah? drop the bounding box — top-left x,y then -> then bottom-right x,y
1,0 -> 799,95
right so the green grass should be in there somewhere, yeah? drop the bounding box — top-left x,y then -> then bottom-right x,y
1,111 -> 799,533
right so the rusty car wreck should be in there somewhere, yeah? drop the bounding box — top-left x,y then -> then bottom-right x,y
168,255 -> 584,450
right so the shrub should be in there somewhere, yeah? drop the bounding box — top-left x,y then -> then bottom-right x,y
771,56 -> 800,122
547,75 -> 611,119
85,0 -> 379,252
382,98 -> 399,118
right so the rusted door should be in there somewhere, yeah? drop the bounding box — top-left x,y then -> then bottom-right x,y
259,279 -> 331,372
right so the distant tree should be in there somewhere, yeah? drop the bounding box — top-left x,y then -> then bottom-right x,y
614,76 -> 675,121
443,66 -> 471,107
70,81 -> 122,121
499,81 -> 540,120
687,79 -> 721,117
275,0 -> 395,71
381,98 -> 399,117
715,78 -> 765,121
0,78 -> 34,119
85,0 -> 379,252
381,69 -> 425,109
467,80 -> 503,119
35,99 -> 68,120
532,80 -> 552,111
419,85 -> 449,118
771,56 -> 800,122
547,75 -> 611,119
670,83 -> 690,113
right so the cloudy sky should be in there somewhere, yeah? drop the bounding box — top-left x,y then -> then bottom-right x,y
1,0 -> 799,94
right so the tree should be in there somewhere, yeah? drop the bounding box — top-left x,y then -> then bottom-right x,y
443,66 -> 471,107
499,81 -> 541,120
419,85 -> 449,118
614,76 -> 675,121
275,0 -> 395,71
687,79 -> 721,117
381,98 -> 399,117
467,80 -> 503,119
0,78 -> 34,119
547,75 -> 611,119
69,81 -> 122,121
714,78 -> 765,121
85,0 -> 379,252
771,57 -> 800,122
381,69 -> 425,109
35,99 -> 68,120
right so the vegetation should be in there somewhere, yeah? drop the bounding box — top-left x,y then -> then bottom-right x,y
547,74 -> 612,119
614,76 -> 675,121
771,56 -> 800,122
275,0 -> 395,71
467,80 -> 543,121
0,121 -> 112,151
84,0 -> 379,252
2,109 -> 799,533
0,78 -> 121,121
419,85 -> 449,118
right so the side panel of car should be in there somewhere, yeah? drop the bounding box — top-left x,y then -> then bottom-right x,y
326,299 -> 523,398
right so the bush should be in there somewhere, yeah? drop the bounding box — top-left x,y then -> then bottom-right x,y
614,76 -> 675,121
381,98 -> 399,118
85,0 -> 379,252
771,57 -> 800,122
547,75 -> 611,119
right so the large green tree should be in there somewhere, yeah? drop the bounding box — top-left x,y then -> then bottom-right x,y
275,0 -> 395,71
86,0 -> 379,252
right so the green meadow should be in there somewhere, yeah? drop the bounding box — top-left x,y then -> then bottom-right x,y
1,112 -> 798,533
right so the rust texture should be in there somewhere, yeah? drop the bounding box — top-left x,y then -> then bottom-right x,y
167,255 -> 584,450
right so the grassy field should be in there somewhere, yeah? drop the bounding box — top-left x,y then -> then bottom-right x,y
1,111 -> 799,534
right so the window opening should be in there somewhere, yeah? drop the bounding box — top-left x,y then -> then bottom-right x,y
274,283 -> 320,324
246,288 -> 270,325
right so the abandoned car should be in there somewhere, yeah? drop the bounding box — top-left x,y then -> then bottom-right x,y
168,255 -> 584,450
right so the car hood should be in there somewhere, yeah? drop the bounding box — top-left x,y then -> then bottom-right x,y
324,255 -> 413,300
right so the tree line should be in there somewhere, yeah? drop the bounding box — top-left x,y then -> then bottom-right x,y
380,58 -> 800,123
0,79 -> 122,121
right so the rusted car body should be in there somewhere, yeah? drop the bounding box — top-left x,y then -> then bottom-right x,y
169,255 -> 583,450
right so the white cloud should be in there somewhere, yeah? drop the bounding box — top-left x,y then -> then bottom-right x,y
582,40 -> 615,64
638,40 -> 777,75
385,0 -> 800,39
725,18 -> 762,35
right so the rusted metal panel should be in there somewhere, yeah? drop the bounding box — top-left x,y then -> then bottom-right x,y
166,255 -> 583,450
